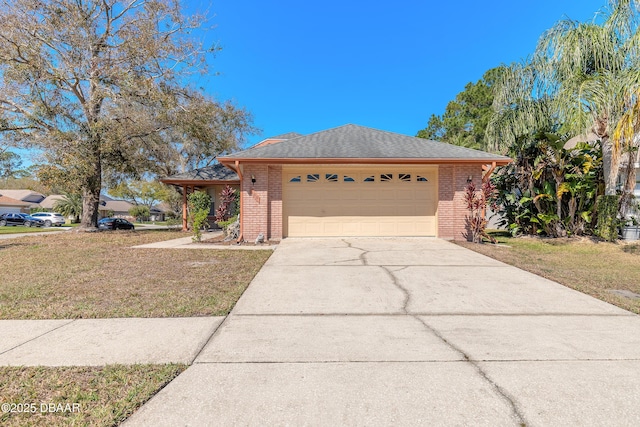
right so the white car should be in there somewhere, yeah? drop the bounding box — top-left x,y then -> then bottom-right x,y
31,212 -> 67,227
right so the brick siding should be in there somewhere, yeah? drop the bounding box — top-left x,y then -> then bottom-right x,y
242,163 -> 482,241
241,164 -> 283,241
438,164 -> 483,241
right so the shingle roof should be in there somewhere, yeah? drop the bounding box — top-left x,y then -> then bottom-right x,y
39,195 -> 65,210
0,195 -> 31,207
99,200 -> 134,213
268,132 -> 303,140
161,163 -> 239,182
0,189 -> 46,203
220,124 -> 511,162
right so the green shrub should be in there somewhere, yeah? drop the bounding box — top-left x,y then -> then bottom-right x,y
187,191 -> 211,242
595,195 -> 621,242
129,205 -> 150,222
165,217 -> 180,230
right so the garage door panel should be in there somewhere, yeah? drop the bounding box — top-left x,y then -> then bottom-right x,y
360,189 -> 381,200
284,166 -> 438,237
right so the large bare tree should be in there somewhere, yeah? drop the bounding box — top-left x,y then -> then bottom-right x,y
0,0 -> 254,228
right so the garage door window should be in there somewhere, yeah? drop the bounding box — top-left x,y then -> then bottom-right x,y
364,175 -> 375,182
289,176 -> 301,183
307,174 -> 320,182
380,173 -> 393,182
400,173 -> 411,182
343,175 -> 355,182
417,176 -> 428,182
325,173 -> 338,182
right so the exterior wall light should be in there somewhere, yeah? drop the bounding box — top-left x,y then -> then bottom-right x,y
251,175 -> 256,184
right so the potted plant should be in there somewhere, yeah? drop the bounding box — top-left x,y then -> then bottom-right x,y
621,200 -> 640,241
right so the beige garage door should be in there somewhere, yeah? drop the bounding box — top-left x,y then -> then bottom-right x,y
283,166 -> 438,237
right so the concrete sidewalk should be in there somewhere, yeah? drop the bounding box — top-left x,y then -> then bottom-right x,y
124,237 -> 640,426
0,317 -> 224,366
132,231 -> 222,248
132,230 -> 276,250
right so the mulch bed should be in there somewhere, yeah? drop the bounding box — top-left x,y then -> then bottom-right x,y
200,235 -> 277,247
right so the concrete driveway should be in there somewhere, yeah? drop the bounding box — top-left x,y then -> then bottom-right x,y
126,238 -> 640,426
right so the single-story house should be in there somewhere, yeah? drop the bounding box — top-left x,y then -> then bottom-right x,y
160,133 -> 308,230
160,163 -> 241,230
212,124 -> 511,241
0,189 -> 46,212
98,196 -> 135,220
0,194 -> 32,215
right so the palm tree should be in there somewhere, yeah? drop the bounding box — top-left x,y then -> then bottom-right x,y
488,0 -> 640,196
53,192 -> 83,223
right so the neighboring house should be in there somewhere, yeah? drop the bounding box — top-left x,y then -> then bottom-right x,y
148,206 -> 166,222
213,124 -> 511,241
97,195 -> 166,221
0,189 -> 46,211
99,197 -> 135,220
161,163 -> 241,230
0,194 -> 32,215
39,194 -> 65,211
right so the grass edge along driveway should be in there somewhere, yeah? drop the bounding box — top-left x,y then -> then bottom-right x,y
456,234 -> 640,315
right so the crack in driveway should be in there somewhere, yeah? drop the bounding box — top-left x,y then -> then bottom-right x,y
380,265 -> 410,313
379,260 -> 528,426
342,239 -> 369,265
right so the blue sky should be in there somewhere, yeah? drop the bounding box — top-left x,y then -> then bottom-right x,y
191,0 -> 607,148
10,0 -> 608,167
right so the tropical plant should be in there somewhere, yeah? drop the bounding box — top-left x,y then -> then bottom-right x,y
488,0 -> 640,200
464,180 -> 497,243
214,185 -> 238,224
491,130 -> 603,237
53,193 -> 83,223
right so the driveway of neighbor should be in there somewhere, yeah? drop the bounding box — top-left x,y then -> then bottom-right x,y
126,238 -> 640,426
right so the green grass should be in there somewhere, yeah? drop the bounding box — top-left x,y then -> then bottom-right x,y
0,230 -> 272,319
0,364 -> 186,427
457,234 -> 640,314
0,226 -> 63,234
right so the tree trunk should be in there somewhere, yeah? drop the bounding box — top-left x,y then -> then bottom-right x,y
80,185 -> 100,229
79,145 -> 102,230
601,136 -> 619,196
554,176 -> 566,237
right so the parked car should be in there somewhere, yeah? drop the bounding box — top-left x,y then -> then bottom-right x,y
0,213 -> 45,227
98,217 -> 135,231
30,212 -> 66,227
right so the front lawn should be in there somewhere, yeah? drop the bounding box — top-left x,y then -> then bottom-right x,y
0,364 -> 186,427
457,235 -> 640,315
0,231 -> 272,319
0,226 -> 64,235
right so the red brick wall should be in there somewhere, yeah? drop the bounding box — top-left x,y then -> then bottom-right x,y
268,165 -> 283,240
438,164 -> 483,241
240,164 -> 282,241
241,162 -> 482,241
